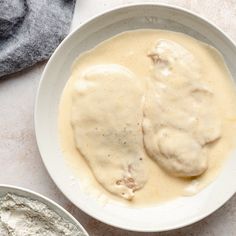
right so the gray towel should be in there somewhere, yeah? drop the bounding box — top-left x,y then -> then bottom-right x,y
0,0 -> 75,77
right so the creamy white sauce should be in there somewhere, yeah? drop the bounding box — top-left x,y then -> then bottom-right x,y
59,30 -> 236,206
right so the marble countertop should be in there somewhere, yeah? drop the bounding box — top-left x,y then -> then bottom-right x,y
0,0 -> 235,235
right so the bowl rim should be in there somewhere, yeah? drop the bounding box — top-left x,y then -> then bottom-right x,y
0,184 -> 89,235
35,3 -> 236,232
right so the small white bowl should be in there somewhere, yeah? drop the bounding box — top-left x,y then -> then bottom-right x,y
35,4 -> 236,232
0,185 -> 89,235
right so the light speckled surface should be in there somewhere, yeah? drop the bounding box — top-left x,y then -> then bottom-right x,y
0,0 -> 235,235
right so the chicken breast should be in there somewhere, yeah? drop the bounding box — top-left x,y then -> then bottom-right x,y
71,64 -> 148,199
143,40 -> 221,177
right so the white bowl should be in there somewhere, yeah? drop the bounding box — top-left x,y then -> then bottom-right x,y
35,4 -> 236,232
0,185 -> 89,235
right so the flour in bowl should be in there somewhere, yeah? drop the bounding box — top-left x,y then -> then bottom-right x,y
0,193 -> 86,236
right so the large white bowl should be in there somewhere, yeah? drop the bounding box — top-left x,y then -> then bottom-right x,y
35,4 -> 236,232
0,185 -> 88,235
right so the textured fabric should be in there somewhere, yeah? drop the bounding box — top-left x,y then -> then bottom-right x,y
0,0 -> 75,77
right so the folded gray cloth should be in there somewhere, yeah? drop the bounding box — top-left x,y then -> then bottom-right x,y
0,0 -> 75,77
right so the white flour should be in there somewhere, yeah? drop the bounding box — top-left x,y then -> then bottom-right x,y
0,193 -> 86,236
